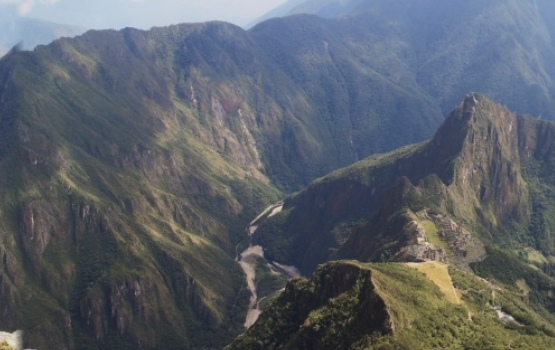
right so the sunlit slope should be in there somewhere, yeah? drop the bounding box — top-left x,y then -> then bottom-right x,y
0,33 -> 281,349
228,261 -> 555,349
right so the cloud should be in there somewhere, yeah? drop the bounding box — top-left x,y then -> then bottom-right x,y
2,0 -> 287,29
0,0 -> 59,15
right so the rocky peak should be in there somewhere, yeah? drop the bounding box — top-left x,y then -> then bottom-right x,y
429,93 -> 529,226
226,261 -> 392,350
255,94 -> 552,275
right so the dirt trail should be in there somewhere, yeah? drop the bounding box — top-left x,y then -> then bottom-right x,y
272,261 -> 301,278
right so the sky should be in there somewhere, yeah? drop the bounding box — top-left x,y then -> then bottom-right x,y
0,0 -> 288,29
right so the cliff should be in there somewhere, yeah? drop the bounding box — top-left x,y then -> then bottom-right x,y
228,260 -> 555,349
254,94 -> 555,274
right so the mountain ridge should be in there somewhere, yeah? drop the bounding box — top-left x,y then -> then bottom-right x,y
3,1 -> 555,347
261,0 -> 555,118
228,260 -> 555,349
253,94 -> 553,274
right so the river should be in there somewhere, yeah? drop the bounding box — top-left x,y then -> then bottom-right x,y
237,202 -> 300,328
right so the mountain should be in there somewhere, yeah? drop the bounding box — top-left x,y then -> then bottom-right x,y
0,6 -> 86,57
260,0 -> 555,119
0,25 -> 285,349
3,1 -> 555,348
228,260 -> 555,349
253,94 -> 554,273
240,94 -> 555,348
0,19 -> 439,348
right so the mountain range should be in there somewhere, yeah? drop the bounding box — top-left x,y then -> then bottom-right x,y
1,0 -> 555,349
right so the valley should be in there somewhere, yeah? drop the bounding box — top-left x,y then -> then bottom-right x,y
2,0 -> 555,349
238,202 -> 297,328
236,93 -> 555,348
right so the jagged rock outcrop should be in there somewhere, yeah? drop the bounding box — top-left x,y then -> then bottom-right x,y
3,0 -> 555,347
254,94 -> 555,274
226,261 -> 392,350
228,259 -> 555,349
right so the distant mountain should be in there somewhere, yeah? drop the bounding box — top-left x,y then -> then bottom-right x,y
258,0 -> 555,118
0,5 -> 86,57
247,0 -> 306,27
3,0 -> 555,348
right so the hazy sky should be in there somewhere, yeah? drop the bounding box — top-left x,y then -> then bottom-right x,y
1,0 -> 288,29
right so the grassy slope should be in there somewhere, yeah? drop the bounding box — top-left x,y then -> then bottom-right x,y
406,261 -> 461,304
229,261 -> 555,349
0,36 -> 283,348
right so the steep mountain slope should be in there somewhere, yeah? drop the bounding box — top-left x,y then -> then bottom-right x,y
250,15 -> 442,165
3,1 -> 555,348
254,94 -> 555,275
0,29 -> 283,349
228,261 -> 555,349
0,18 -> 444,348
266,0 -> 555,118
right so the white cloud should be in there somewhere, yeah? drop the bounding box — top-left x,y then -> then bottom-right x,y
0,0 -> 59,15
5,0 -> 287,29
18,0 -> 34,14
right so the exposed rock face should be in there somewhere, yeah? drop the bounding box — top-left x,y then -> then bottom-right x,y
255,94 -> 555,274
0,24 -> 287,347
432,95 -> 530,227
226,261 -> 392,350
229,259 -> 555,349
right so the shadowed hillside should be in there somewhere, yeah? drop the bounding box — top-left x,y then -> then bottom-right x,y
2,1 -> 555,348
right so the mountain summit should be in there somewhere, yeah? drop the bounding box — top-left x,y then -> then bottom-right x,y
239,94 -> 555,348
254,94 -> 555,274
3,0 -> 555,347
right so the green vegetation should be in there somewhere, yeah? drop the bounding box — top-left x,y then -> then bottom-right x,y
243,94 -> 555,347
254,262 -> 288,303
407,262 -> 461,304
229,261 -> 555,349
2,0 -> 555,348
0,25 -> 285,348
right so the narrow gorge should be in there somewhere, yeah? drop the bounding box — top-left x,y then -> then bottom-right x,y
237,202 -> 300,328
